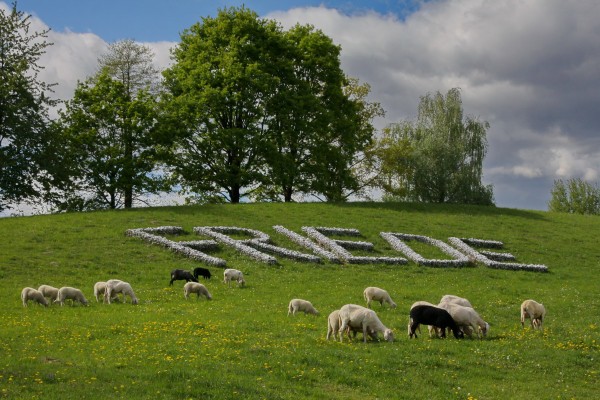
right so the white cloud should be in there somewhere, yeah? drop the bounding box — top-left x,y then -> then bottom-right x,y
268,1 -> 600,209
4,0 -> 600,211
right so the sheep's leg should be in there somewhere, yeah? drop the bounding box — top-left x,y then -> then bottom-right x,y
362,325 -> 369,343
339,321 -> 348,342
409,322 -> 419,338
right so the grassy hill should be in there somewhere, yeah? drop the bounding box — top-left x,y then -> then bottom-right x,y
1,202 -> 598,399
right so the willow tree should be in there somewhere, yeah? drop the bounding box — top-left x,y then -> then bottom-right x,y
548,178 -> 600,215
375,88 -> 494,205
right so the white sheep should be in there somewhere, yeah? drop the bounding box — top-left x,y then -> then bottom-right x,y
21,287 -> 49,307
105,279 -> 138,305
338,304 -> 394,343
439,294 -> 473,308
439,302 -> 489,338
327,309 -> 378,341
288,299 -> 319,316
184,282 -> 212,300
37,284 -> 59,303
55,287 -> 89,306
363,287 -> 397,309
93,281 -> 107,302
327,310 -> 341,340
520,299 -> 546,330
94,281 -> 122,303
223,268 -> 245,287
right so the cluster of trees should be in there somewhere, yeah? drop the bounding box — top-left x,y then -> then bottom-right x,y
548,178 -> 600,215
1,4 -> 496,214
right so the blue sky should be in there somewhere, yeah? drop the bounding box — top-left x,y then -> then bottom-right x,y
16,0 -> 423,42
3,1 -> 600,212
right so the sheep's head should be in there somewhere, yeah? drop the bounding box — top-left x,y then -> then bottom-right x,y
481,322 -> 490,336
383,329 -> 394,342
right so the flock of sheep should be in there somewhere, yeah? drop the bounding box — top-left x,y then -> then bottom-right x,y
21,279 -> 139,307
21,266 -> 547,343
289,286 -> 546,342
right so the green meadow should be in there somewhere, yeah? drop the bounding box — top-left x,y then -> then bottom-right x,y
0,202 -> 598,399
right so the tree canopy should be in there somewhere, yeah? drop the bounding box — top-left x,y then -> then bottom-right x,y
548,178 -> 600,215
53,70 -> 161,211
373,88 -> 494,205
0,2 -> 57,212
159,6 -> 377,203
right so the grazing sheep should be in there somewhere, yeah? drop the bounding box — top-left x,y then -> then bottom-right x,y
363,287 -> 397,309
193,267 -> 212,280
55,287 -> 89,306
223,268 -> 245,287
338,304 -> 394,343
93,281 -> 118,303
37,284 -> 59,303
439,303 -> 489,338
326,309 -> 378,341
439,294 -> 473,308
520,299 -> 546,330
184,282 -> 212,300
409,301 -> 441,338
105,279 -> 138,305
170,269 -> 198,286
288,299 -> 319,316
21,287 -> 49,307
409,305 -> 464,339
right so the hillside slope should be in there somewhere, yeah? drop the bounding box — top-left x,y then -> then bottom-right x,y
1,202 -> 598,399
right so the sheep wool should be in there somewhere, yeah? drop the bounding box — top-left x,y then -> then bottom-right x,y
21,287 -> 49,307
184,282 -> 212,300
288,299 -> 319,316
363,287 -> 397,309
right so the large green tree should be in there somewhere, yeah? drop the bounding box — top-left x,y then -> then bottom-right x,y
374,88 -> 494,205
548,178 -> 600,215
53,71 -> 160,211
0,3 -> 57,212
97,39 -> 160,208
259,27 -> 377,202
160,7 -> 376,203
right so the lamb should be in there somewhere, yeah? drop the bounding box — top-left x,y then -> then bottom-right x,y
184,282 -> 212,300
37,284 -> 59,303
169,269 -> 198,286
439,294 -> 473,308
338,304 -> 394,343
55,287 -> 89,306
223,268 -> 245,287
21,287 -> 49,307
288,299 -> 319,316
93,281 -> 118,303
326,309 -> 378,341
520,299 -> 546,330
105,279 -> 138,305
439,303 -> 489,338
193,267 -> 212,280
363,287 -> 397,309
409,305 -> 464,339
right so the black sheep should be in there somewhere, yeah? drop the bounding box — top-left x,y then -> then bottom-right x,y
193,267 -> 212,280
169,269 -> 198,286
409,305 -> 464,339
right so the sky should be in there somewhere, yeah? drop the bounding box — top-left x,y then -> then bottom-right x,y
3,0 -> 600,211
